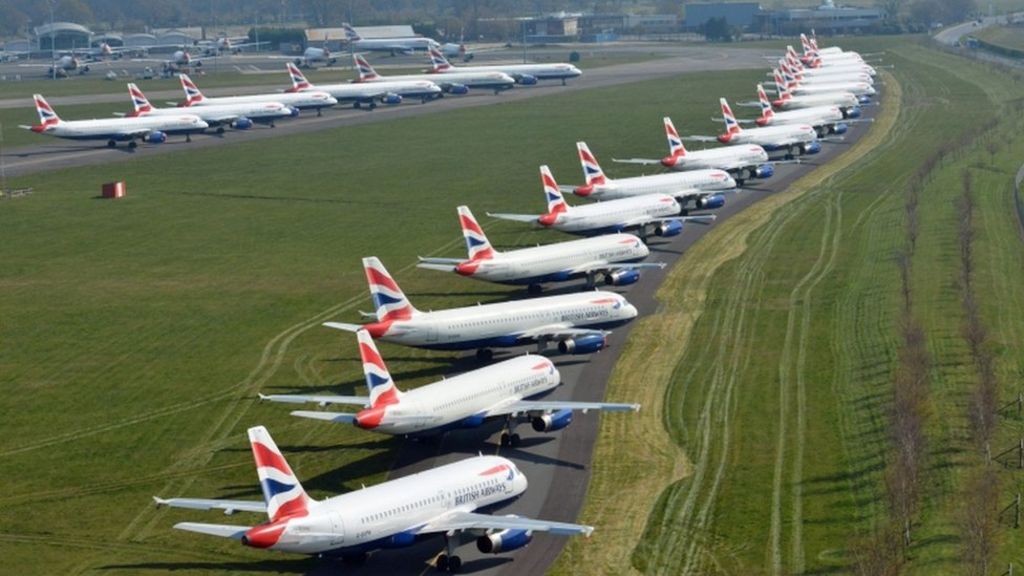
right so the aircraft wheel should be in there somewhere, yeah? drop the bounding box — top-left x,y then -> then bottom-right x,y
448,555 -> 462,573
436,554 -> 449,571
107,140 -> 116,148
369,102 -> 377,111
353,102 -> 361,109
128,141 -> 138,149
736,178 -> 746,187
510,434 -> 521,447
527,284 -> 542,295
500,432 -> 511,447
476,349 -> 493,362
216,126 -> 225,134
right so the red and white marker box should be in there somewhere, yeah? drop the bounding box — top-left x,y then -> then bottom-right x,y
102,181 -> 126,199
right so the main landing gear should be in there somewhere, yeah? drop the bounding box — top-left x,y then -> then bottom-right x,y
436,533 -> 463,573
500,415 -> 522,448
475,348 -> 493,362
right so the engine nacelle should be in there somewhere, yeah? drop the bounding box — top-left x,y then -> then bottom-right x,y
477,529 -> 532,554
831,122 -> 849,135
755,164 -> 774,179
382,93 -> 402,105
232,117 -> 253,130
516,74 -> 538,85
604,269 -> 640,286
383,531 -> 417,548
857,95 -> 871,104
287,106 -> 300,118
655,220 -> 684,237
447,83 -> 469,95
145,130 -> 167,144
845,106 -> 862,119
697,194 -> 726,210
557,333 -> 607,355
531,408 -> 574,432
803,141 -> 822,155
457,413 -> 486,428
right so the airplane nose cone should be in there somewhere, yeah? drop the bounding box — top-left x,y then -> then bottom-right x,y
622,303 -> 638,319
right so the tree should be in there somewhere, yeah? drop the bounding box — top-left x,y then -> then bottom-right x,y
703,17 -> 734,42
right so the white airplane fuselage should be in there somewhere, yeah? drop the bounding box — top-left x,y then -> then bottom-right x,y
351,37 -> 439,53
578,169 -> 735,200
760,106 -> 844,127
543,194 -> 681,235
30,115 -> 207,140
189,91 -> 336,110
790,70 -> 873,85
451,233 -> 650,285
789,81 -> 875,97
361,71 -> 515,91
776,92 -> 858,110
361,356 -> 561,435
434,63 -> 582,82
664,145 -> 769,172
719,124 -> 817,149
137,101 -> 294,124
361,291 -> 637,349
248,455 -> 526,554
297,80 -> 442,102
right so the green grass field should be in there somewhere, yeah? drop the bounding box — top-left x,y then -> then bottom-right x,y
975,24 -> 1024,53
552,38 -> 1024,575
0,64 -> 761,575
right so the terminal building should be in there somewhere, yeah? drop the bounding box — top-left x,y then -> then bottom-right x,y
33,22 -> 92,50
684,1 -> 884,35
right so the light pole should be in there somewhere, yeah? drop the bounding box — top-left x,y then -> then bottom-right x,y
49,0 -> 56,80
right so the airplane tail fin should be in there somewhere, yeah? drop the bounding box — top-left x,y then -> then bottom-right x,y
773,70 -> 791,100
179,73 -> 204,105
285,62 -> 312,92
342,23 -> 362,42
127,83 -> 153,114
576,141 -> 607,188
428,46 -> 452,72
353,54 -> 380,81
756,84 -> 775,120
457,206 -> 496,260
248,426 -> 312,522
801,33 -> 812,55
720,98 -> 742,135
540,166 -> 569,215
32,94 -> 61,126
356,330 -> 403,408
363,257 -> 417,321
663,116 -> 686,160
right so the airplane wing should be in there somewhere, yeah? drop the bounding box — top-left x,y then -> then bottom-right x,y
258,392 -> 370,406
290,410 -> 359,424
486,212 -> 539,224
621,214 -> 716,228
153,496 -> 267,514
567,260 -> 666,275
488,399 -> 640,417
173,522 -> 250,539
516,324 -> 607,341
420,511 -> 593,537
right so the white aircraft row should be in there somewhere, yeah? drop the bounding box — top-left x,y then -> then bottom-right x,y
285,62 -> 442,108
425,46 -> 582,86
354,53 -> 516,94
155,426 -> 594,571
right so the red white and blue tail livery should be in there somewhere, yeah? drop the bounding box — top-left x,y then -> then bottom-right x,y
358,330 -> 402,408
286,62 -> 312,92
250,426 -> 312,523
364,257 -> 418,322
459,205 -> 496,261
34,94 -> 60,127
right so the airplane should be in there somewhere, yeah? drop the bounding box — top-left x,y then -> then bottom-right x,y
686,98 -> 820,159
343,23 -> 440,55
567,142 -> 737,208
19,54 -> 89,77
489,166 -> 713,240
775,68 -> 875,100
284,63 -> 442,109
417,206 -> 665,292
800,33 -> 862,62
198,36 -> 267,56
354,54 -> 515,95
612,117 -> 774,186
178,73 -> 338,115
753,84 -> 849,136
779,58 -> 872,86
20,94 -> 208,148
124,83 -> 296,132
425,46 -> 581,86
154,425 -> 594,571
293,45 -> 336,68
322,256 -> 638,359
261,330 -> 640,445
768,77 -> 860,115
786,46 -> 875,76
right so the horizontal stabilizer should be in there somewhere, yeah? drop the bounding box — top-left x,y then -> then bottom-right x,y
682,135 -> 718,143
611,157 -> 660,166
323,321 -> 362,332
153,496 -> 267,514
291,410 -> 359,424
711,116 -> 755,124
173,522 -> 250,540
417,256 -> 465,265
556,184 -> 577,193
487,212 -> 539,224
259,393 -> 370,406
416,262 -> 458,272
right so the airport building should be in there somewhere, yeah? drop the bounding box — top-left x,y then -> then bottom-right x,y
33,22 -> 92,51
756,1 -> 885,35
685,3 -> 763,30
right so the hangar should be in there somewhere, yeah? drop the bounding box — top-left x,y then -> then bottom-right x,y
34,22 -> 92,51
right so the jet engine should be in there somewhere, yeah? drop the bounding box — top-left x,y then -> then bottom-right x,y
232,117 -> 253,130
382,93 -> 402,105
477,529 -> 532,554
654,220 -> 684,237
287,106 -> 300,117
831,122 -> 849,135
557,334 -> 607,354
531,409 -> 573,432
844,106 -> 862,118
383,531 -> 417,548
515,74 -> 538,85
755,164 -> 775,179
604,269 -> 640,286
696,194 -> 726,210
145,131 -> 167,143
446,83 -> 469,95
803,141 -> 822,155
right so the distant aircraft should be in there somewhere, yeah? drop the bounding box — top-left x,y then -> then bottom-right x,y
20,94 -> 207,148
354,54 -> 515,95
417,206 -> 664,291
425,46 -> 581,86
124,83 -> 295,132
754,84 -> 850,136
262,330 -> 640,445
775,68 -> 875,100
786,46 -> 876,77
322,256 -> 638,359
687,98 -> 820,158
284,63 -> 441,108
613,117 -> 774,186
178,73 -> 337,115
771,73 -> 861,114
778,59 -> 872,86
154,425 -> 594,571
342,23 -> 439,55
198,36 -> 266,56
19,54 -> 88,77
567,142 -> 737,208
489,166 -> 713,240
293,45 -> 336,68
